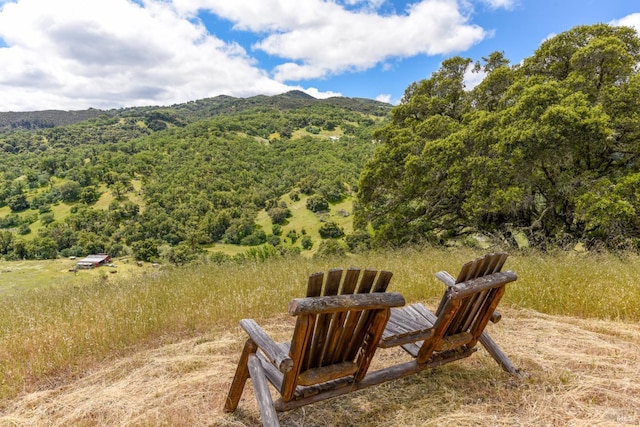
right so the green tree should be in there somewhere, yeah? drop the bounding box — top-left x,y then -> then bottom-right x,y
306,195 -> 329,212
8,193 -> 29,212
80,186 -> 100,204
132,239 -> 159,262
357,24 -> 640,250
0,230 -> 13,255
314,239 -> 347,258
57,180 -> 82,202
300,235 -> 313,250
318,221 -> 344,239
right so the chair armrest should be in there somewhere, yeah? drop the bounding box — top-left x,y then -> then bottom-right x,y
435,271 -> 456,286
288,292 -> 405,316
240,319 -> 294,373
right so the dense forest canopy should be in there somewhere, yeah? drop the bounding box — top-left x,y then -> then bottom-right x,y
0,92 -> 390,262
2,24 -> 640,262
357,24 -> 640,251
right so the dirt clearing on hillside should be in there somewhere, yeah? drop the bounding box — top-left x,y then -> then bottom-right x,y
1,308 -> 638,426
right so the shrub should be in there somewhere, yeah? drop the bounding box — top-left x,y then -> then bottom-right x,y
267,207 -> 290,224
301,235 -> 313,250
314,239 -> 347,258
319,221 -> 345,239
306,195 -> 329,212
240,230 -> 267,246
346,231 -> 372,252
267,235 -> 281,246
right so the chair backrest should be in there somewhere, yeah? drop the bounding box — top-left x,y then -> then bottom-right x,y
417,253 -> 516,363
280,268 -> 398,401
444,252 -> 508,334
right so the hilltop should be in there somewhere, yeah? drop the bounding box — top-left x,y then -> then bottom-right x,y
0,91 -> 390,130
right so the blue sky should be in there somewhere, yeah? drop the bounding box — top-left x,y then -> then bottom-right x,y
0,0 -> 638,111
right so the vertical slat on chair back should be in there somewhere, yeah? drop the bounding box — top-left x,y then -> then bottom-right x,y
445,253 -> 508,335
343,270 -> 392,361
299,268 -> 393,372
303,269 -> 341,370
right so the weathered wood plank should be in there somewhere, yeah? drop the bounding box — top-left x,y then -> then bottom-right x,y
416,298 -> 461,364
224,338 -> 258,413
387,309 -> 427,332
275,348 -> 475,412
379,327 -> 433,348
281,315 -> 314,401
306,271 -> 324,297
408,303 -> 438,324
479,331 -> 520,375
322,310 -> 348,365
467,286 -> 506,348
298,361 -> 358,386
435,271 -> 456,287
434,332 -> 473,351
458,290 -> 490,332
240,319 -> 293,373
372,270 -> 393,293
400,341 -> 422,357
288,292 -> 405,316
356,269 -> 377,293
448,271 -> 517,298
344,311 -> 370,360
308,311 -> 332,369
247,354 -> 280,427
340,268 -> 361,295
307,269 -> 343,367
354,309 -> 389,381
334,311 -> 363,361
336,269 -> 383,360
456,259 -> 473,283
331,268 -> 368,362
257,352 -> 284,392
324,269 -> 343,296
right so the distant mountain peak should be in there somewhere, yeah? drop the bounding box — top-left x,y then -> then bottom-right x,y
280,90 -> 316,99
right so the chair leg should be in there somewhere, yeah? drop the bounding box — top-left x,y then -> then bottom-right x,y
224,338 -> 258,412
479,331 -> 522,376
248,354 -> 280,427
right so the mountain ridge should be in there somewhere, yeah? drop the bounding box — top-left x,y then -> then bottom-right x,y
0,91 -> 392,131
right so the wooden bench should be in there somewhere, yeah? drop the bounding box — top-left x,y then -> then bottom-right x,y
224,257 -> 519,426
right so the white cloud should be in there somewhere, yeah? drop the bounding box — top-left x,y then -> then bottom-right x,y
611,13 -> 640,33
298,87 -> 342,99
174,0 -> 487,82
0,0 -> 301,110
463,63 -> 485,90
478,0 -> 516,10
375,93 -> 392,104
0,0 -> 490,111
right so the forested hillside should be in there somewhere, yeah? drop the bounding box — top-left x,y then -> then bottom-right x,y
0,91 -> 391,262
2,23 -> 639,263
357,24 -> 640,251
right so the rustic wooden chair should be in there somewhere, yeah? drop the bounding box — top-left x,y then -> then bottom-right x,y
224,268 -> 405,427
379,252 -> 520,375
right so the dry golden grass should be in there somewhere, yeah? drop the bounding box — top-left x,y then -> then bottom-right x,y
1,248 -> 639,426
1,307 -> 638,427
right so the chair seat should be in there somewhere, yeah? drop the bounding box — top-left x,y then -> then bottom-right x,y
379,303 -> 435,348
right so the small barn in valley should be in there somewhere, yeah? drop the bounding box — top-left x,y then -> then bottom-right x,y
76,254 -> 112,269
